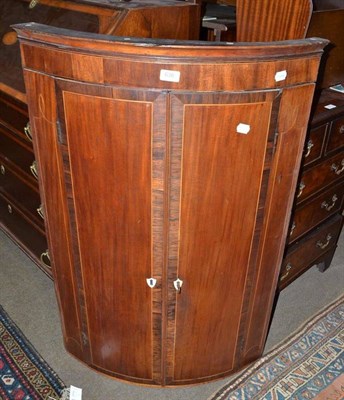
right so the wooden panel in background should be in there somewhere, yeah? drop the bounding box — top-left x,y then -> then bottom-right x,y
236,0 -> 313,41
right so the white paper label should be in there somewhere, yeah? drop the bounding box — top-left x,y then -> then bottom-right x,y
324,104 -> 337,110
236,123 -> 251,135
160,69 -> 180,83
70,386 -> 82,400
274,70 -> 287,82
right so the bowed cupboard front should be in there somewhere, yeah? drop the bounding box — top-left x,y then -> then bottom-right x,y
14,23 -> 327,385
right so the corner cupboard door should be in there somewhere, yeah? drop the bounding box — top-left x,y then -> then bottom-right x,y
54,80 -> 166,385
166,90 -> 281,384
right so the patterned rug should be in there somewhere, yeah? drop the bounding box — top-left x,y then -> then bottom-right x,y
0,305 -> 66,400
209,295 -> 344,400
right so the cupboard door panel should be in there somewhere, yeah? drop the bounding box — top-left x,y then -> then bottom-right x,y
57,84 -> 163,382
168,92 -> 280,382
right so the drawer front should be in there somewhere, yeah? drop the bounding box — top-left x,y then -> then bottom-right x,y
326,116 -> 344,155
281,215 -> 343,286
0,193 -> 51,276
296,152 -> 344,202
303,124 -> 326,166
289,181 -> 344,242
0,161 -> 43,226
0,127 -> 37,180
0,95 -> 30,142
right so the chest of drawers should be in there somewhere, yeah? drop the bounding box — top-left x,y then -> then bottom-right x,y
279,89 -> 344,289
0,91 -> 51,273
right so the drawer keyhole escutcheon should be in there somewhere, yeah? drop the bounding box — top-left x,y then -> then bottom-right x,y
321,194 -> 338,211
331,159 -> 344,175
146,278 -> 157,288
173,278 -> 183,293
316,234 -> 332,250
0,164 -> 5,175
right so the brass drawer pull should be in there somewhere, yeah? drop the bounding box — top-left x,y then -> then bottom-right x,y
331,159 -> 344,175
30,160 -> 38,180
37,204 -> 45,220
316,234 -> 332,250
24,122 -> 33,142
304,139 -> 314,158
40,250 -> 51,268
289,221 -> 296,236
29,0 -> 39,8
297,181 -> 305,198
321,194 -> 338,211
339,125 -> 344,134
281,263 -> 292,281
0,164 -> 5,175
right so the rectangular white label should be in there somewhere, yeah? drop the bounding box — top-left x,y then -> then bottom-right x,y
236,123 -> 251,135
324,104 -> 337,110
69,386 -> 82,400
160,69 -> 180,83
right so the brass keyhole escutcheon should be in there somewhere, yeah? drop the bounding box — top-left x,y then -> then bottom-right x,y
2,31 -> 18,46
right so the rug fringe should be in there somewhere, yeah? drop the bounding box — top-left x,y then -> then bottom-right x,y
61,388 -> 71,400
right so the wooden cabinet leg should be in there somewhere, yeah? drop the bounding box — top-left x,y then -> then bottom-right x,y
317,246 -> 337,272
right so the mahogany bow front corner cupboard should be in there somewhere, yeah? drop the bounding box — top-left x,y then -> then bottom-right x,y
14,23 -> 327,386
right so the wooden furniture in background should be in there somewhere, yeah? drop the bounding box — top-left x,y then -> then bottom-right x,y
307,8 -> 344,90
0,0 -> 199,277
280,90 -> 344,289
15,22 -> 326,385
236,0 -> 313,41
279,4 -> 344,289
202,0 -> 312,43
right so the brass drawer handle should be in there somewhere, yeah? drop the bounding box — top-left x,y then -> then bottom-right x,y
304,139 -> 314,158
331,159 -> 344,175
316,234 -> 332,250
289,221 -> 296,236
321,194 -> 338,211
339,125 -> 344,134
0,164 -> 5,175
40,250 -> 51,268
37,204 -> 45,219
24,122 -> 33,142
29,0 -> 39,8
30,160 -> 38,180
297,181 -> 305,198
281,263 -> 292,281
